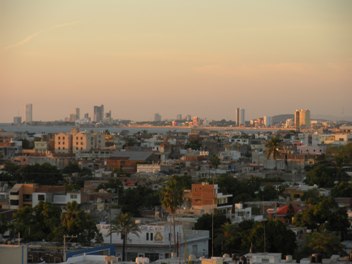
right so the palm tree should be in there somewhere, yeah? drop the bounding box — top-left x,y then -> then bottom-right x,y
161,176 -> 184,257
265,136 -> 282,170
61,201 -> 81,235
109,212 -> 140,261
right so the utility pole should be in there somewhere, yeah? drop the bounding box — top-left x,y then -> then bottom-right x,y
63,235 -> 77,261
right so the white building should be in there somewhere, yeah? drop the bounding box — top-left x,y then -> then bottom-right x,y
32,192 -> 81,207
97,222 -> 209,261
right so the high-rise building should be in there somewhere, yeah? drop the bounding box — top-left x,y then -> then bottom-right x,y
263,116 -> 272,127
75,108 -> 80,120
93,105 -> 104,123
236,107 -> 245,126
154,113 -> 162,122
294,109 -> 311,129
236,108 -> 240,126
176,114 -> 182,120
25,104 -> 33,123
240,109 -> 245,126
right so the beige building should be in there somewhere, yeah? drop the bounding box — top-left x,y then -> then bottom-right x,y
72,131 -> 105,153
54,132 -> 72,154
72,131 -> 92,153
54,129 -> 105,154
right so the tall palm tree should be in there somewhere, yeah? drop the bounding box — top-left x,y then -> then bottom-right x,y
109,212 -> 140,261
161,176 -> 184,257
265,136 -> 282,170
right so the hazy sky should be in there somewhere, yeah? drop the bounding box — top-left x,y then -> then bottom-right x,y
1,0 -> 351,122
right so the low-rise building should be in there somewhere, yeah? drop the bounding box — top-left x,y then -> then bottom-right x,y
97,221 -> 209,261
191,183 -> 233,217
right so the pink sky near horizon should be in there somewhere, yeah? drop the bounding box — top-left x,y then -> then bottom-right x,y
1,0 -> 351,122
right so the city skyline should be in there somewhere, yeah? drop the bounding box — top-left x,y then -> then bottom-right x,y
1,0 -> 351,122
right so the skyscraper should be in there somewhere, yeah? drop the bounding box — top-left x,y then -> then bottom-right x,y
240,108 -> 245,126
236,107 -> 245,126
26,104 -> 33,123
93,105 -> 104,123
263,116 -> 272,127
294,109 -> 311,129
236,108 -> 240,126
75,108 -> 80,120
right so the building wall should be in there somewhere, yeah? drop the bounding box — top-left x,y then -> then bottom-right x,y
72,132 -> 91,153
137,164 -> 161,174
9,184 -> 35,210
34,141 -> 48,153
97,223 -> 209,260
0,245 -> 28,264
106,158 -> 137,173
192,183 -> 215,207
54,133 -> 72,154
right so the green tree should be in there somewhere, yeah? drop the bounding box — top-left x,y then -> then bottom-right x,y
10,202 -> 61,242
184,139 -> 202,150
297,231 -> 343,259
248,220 -> 296,255
304,162 -> 337,187
194,212 -> 229,256
295,197 -> 350,238
209,154 -> 220,169
109,212 -> 140,261
160,176 -> 184,256
61,201 -> 101,245
331,182 -> 352,197
120,186 -> 160,216
301,189 -> 321,204
15,163 -> 63,185
221,220 -> 254,255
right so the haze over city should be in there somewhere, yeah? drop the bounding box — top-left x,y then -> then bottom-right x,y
1,0 -> 351,122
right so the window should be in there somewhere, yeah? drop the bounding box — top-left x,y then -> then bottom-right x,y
38,195 -> 45,201
146,233 -> 149,240
150,233 -> 153,241
23,194 -> 32,201
10,200 -> 19,205
70,194 -> 77,199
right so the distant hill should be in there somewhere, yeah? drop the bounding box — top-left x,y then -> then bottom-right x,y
272,114 -> 294,124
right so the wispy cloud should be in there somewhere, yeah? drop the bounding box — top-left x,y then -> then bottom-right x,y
3,20 -> 80,51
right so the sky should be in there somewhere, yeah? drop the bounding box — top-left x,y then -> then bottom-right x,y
1,0 -> 351,122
